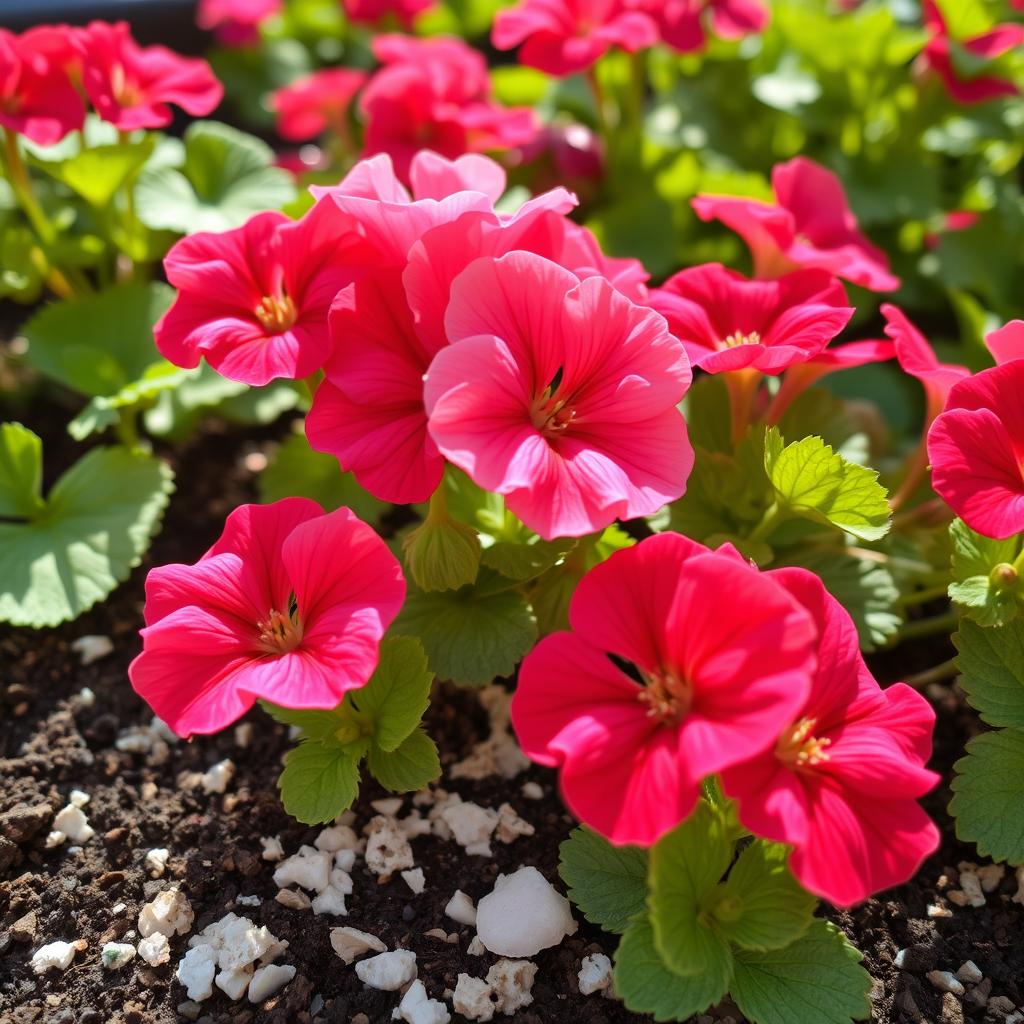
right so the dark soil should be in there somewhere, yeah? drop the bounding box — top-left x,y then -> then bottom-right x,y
1,411 -> 1022,1024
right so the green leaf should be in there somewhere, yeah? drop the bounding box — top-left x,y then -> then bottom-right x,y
731,920 -> 871,1024
31,137 -> 156,207
350,635 -> 434,752
558,827 -> 648,935
648,801 -> 734,986
68,362 -> 190,441
0,423 -> 44,519
765,429 -> 891,542
22,282 -> 176,398
0,442 -> 174,627
713,841 -> 815,952
135,121 -> 297,234
279,740 -> 362,825
614,914 -> 729,1023
950,729 -> 1024,863
367,727 -> 441,792
393,575 -> 538,687
784,548 -> 902,652
260,432 -> 388,525
480,534 -> 575,582
402,514 -> 481,592
260,700 -> 349,743
949,519 -> 1023,627
955,618 -> 1024,728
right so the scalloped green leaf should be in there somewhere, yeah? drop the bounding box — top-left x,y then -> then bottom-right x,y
559,827 -> 647,935
279,740 -> 363,825
367,727 -> 441,792
949,519 -> 1023,628
955,618 -> 1024,728
0,422 -> 44,519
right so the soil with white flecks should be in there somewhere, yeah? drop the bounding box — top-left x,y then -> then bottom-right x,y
1,414 -> 1023,1024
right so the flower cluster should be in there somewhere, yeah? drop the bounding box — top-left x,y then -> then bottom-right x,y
512,532 -> 940,905
0,21 -> 222,145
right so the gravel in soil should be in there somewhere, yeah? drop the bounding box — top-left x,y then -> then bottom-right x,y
1,417 -> 1022,1024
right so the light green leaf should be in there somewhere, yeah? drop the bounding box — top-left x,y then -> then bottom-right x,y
279,741 -> 362,825
367,727 -> 441,792
135,121 -> 297,234
22,282 -> 175,398
648,801 -> 734,986
731,920 -> 871,1024
950,729 -> 1024,863
949,519 -> 1023,627
0,423 -> 44,519
393,575 -> 538,687
260,432 -> 388,525
765,429 -> 891,542
713,841 -> 815,952
614,914 -> 729,1023
350,636 -> 434,752
955,618 -> 1024,728
0,444 -> 174,627
559,826 -> 647,935
481,535 -> 575,582
259,700 -> 349,743
31,137 -> 156,207
402,514 -> 481,592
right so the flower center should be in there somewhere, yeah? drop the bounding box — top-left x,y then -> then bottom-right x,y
531,368 -> 577,436
638,667 -> 693,726
256,605 -> 303,655
110,63 -> 143,107
775,717 -> 831,768
255,293 -> 297,333
720,330 -> 761,349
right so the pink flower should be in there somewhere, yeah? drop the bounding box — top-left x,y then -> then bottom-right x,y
129,499 -> 406,737
883,304 -> 969,424
693,156 -> 900,292
343,0 -> 436,28
492,0 -> 658,77
723,569 -> 939,906
155,201 -> 357,387
918,0 -> 1024,105
511,532 -> 817,845
0,26 -> 85,145
359,35 -> 538,181
77,21 -> 223,131
650,263 -> 853,375
643,0 -> 769,54
986,320 -> 1024,366
196,0 -> 282,46
927,360 -> 1024,539
423,250 -> 693,539
306,151 -> 644,505
272,67 -> 368,142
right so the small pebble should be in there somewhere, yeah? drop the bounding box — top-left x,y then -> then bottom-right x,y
926,970 -> 965,996
956,961 -> 983,985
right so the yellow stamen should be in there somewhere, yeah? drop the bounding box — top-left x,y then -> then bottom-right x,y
531,388 -> 577,435
637,668 -> 693,726
721,330 -> 762,349
776,716 -> 831,768
255,293 -> 297,333
256,607 -> 303,654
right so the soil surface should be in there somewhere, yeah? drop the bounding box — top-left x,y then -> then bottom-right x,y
1,408 -> 1023,1024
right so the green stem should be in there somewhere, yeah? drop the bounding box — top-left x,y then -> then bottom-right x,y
116,130 -> 140,283
903,657 -> 959,690
426,481 -> 449,525
900,583 -> 951,608
748,501 -> 788,544
898,609 -> 958,643
116,403 -> 142,450
2,127 -> 56,245
725,368 -> 761,447
586,65 -> 611,145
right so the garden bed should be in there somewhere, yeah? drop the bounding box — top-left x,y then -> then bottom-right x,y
1,413 -> 1021,1024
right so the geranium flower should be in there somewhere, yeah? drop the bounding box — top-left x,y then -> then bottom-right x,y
650,263 -> 853,375
723,569 -> 939,906
423,250 -> 693,539
492,0 -> 658,77
0,26 -> 85,145
129,499 -> 406,737
343,0 -> 436,28
986,320 -> 1024,366
77,21 -> 223,131
196,0 -> 281,46
359,35 -> 538,181
306,150 -> 644,505
927,360 -> 1024,539
155,201 -> 359,386
272,67 -> 368,142
643,0 -> 769,54
693,157 -> 900,292
511,532 -> 817,845
918,0 -> 1024,105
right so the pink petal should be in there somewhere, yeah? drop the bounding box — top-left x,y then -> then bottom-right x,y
986,320 -> 1024,366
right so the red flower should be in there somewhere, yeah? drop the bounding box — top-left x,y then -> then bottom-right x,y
78,21 -> 223,131
359,35 -> 539,182
155,201 -> 359,387
0,26 -> 85,145
693,156 -> 900,292
723,569 -> 939,906
642,0 -> 769,54
918,0 -> 1024,105
986,320 -> 1024,366
196,0 -> 282,46
650,263 -> 853,375
492,0 -> 659,77
272,68 -> 368,142
343,0 -> 437,28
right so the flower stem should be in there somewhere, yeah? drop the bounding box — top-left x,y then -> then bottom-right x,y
899,583 -> 951,608
586,65 -> 611,144
748,501 -> 787,544
898,608 -> 958,643
725,368 -> 761,447
903,657 -> 959,690
2,127 -> 56,245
